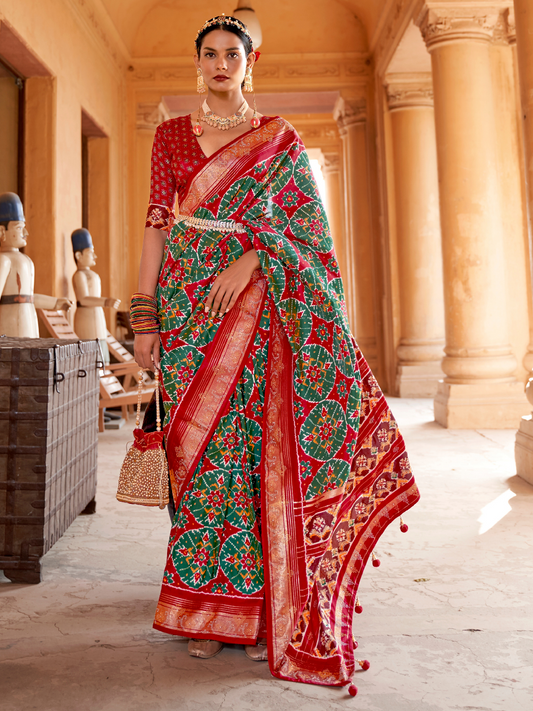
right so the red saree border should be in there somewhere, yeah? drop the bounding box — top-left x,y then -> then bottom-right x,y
261,307 -> 308,672
166,271 -> 268,504
154,588 -> 263,644
261,321 -> 421,688
179,117 -> 293,216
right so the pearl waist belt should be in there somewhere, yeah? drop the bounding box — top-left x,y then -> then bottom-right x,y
175,214 -> 246,234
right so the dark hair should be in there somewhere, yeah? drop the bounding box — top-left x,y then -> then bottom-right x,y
195,16 -> 253,57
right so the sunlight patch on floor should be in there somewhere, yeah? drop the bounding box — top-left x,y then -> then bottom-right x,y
478,488 -> 516,534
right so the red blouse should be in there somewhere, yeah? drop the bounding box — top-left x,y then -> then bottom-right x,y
145,116 -> 208,230
145,115 -> 271,230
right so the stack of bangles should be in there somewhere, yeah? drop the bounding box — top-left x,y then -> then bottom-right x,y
130,292 -> 160,334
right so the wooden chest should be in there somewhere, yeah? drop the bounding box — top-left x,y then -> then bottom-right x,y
0,338 -> 101,583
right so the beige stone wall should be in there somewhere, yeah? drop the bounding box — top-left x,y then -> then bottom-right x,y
0,0 -> 128,318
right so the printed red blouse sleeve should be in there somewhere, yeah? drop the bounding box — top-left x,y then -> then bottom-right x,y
145,125 -> 176,230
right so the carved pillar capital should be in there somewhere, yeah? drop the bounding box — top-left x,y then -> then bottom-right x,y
136,102 -> 169,130
322,152 -> 341,176
417,5 -> 510,50
333,97 -> 366,135
504,7 -> 515,45
385,74 -> 434,111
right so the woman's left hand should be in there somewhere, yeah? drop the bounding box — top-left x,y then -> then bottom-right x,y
204,249 -> 261,317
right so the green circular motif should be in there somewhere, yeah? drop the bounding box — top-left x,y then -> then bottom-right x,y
181,305 -> 224,349
269,157 -> 293,195
259,304 -> 271,331
220,531 -> 264,595
194,206 -> 218,222
277,298 -> 313,351
158,286 -> 191,332
194,232 -> 234,272
226,470 -> 256,530
269,202 -> 290,233
290,203 -> 332,254
237,365 -> 254,409
293,152 -> 319,197
305,459 -> 350,501
174,240 -> 212,283
256,229 -> 300,270
348,380 -> 362,428
172,527 -> 220,589
206,413 -> 243,469
299,399 -> 347,461
218,177 -> 257,214
333,324 -> 357,377
301,269 -> 337,324
243,417 -> 262,469
162,344 -> 203,404
329,277 -> 346,309
224,237 -> 246,266
328,278 -> 351,331
261,253 -> 286,303
294,344 -> 335,403
186,469 -> 228,528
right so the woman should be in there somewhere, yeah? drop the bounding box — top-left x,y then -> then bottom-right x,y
133,15 -> 420,694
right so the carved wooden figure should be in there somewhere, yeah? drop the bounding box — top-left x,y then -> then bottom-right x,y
71,228 -> 120,362
0,193 -> 71,337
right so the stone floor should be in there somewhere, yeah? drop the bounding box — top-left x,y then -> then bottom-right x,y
1,398 -> 533,711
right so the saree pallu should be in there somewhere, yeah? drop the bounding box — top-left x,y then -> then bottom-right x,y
153,117 -> 420,689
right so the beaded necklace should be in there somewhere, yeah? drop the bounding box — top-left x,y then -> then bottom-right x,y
200,100 -> 248,131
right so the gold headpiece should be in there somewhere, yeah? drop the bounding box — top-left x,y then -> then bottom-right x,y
195,14 -> 254,49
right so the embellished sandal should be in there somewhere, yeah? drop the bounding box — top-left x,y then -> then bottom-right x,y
244,642 -> 268,661
188,638 -> 223,659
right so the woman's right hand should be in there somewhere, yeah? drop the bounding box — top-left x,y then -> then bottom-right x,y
134,333 -> 161,370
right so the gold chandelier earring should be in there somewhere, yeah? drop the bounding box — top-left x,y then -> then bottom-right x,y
244,66 -> 253,93
196,68 -> 206,94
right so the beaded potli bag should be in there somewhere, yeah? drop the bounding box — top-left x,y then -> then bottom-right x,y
116,369 -> 169,509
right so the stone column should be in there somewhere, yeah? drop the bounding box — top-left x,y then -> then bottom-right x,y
322,151 -> 348,287
513,1 -> 533,482
386,75 -> 445,397
334,97 -> 378,373
417,5 -> 529,428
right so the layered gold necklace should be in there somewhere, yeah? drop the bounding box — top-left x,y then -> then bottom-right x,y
201,100 -> 248,131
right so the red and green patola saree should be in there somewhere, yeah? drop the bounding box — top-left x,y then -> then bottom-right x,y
146,115 -> 420,690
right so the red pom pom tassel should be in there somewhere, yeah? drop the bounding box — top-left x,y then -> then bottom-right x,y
358,659 -> 370,671
348,684 -> 358,697
400,517 -> 409,533
353,638 -> 358,650
372,552 -> 381,568
355,597 -> 363,614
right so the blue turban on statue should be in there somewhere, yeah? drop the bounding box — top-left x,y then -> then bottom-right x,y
71,228 -> 93,254
0,192 -> 25,224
